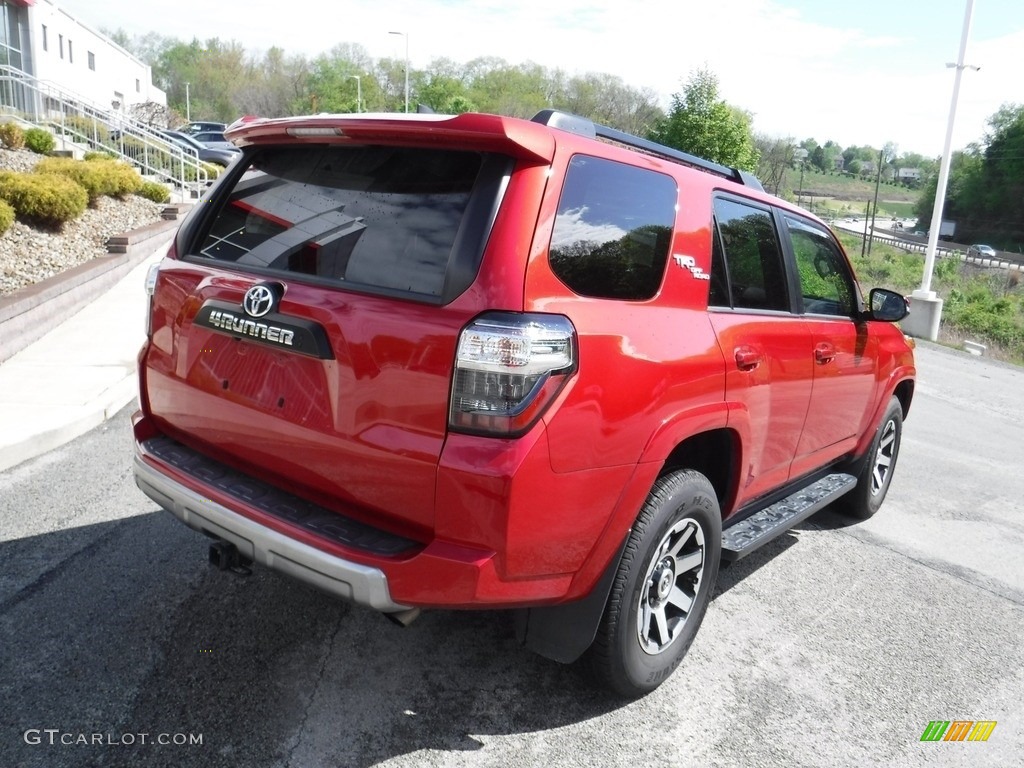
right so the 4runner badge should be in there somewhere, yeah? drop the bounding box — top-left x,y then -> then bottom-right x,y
673,254 -> 710,281
243,284 -> 276,318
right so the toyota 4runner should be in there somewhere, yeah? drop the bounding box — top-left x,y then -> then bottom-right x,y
133,109 -> 916,697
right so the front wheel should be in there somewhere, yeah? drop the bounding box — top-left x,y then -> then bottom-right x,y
589,469 -> 721,698
839,396 -> 904,519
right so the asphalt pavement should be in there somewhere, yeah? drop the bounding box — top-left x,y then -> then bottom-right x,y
0,343 -> 1021,768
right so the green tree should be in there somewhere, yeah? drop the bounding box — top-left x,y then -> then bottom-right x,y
810,144 -> 826,173
925,104 -> 1024,248
466,60 -> 550,118
415,58 -> 474,113
647,69 -> 759,171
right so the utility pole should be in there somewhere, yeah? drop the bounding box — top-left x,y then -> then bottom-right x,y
388,31 -> 409,113
868,146 -> 885,256
794,158 -> 802,207
861,201 -> 871,259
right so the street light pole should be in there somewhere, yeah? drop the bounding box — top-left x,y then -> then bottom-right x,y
388,31 -> 409,113
906,0 -> 979,341
349,75 -> 362,113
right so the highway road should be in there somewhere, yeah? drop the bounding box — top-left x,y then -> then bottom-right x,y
1,342 -> 1021,768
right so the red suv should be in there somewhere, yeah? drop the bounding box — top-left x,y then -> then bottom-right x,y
133,110 -> 915,697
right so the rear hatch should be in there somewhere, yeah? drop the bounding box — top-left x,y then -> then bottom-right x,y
141,114 -> 554,538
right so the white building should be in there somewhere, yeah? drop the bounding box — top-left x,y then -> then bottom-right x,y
1,0 -> 165,114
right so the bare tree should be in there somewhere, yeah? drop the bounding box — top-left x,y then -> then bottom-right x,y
755,134 -> 796,196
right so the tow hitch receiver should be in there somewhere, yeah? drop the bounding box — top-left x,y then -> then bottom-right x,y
209,540 -> 253,576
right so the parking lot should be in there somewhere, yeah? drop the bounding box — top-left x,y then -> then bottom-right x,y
1,342 -> 1021,767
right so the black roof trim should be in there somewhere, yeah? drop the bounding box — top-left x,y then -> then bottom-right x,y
531,109 -> 764,191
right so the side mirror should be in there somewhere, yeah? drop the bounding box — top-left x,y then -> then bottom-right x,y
869,288 -> 910,322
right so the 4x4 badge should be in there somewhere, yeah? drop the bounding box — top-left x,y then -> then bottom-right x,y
674,254 -> 710,281
243,284 -> 276,318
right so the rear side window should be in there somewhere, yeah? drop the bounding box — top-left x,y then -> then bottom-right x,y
549,155 -> 676,300
192,145 -> 504,301
710,197 -> 789,312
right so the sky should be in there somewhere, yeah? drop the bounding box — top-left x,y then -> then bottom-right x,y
58,0 -> 1024,158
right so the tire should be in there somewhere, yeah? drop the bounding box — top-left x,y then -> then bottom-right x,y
589,469 -> 721,698
839,396 -> 903,519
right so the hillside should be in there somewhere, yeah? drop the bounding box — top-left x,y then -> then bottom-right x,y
776,167 -> 921,220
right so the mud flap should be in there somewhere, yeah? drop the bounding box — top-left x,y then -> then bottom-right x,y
514,537 -> 627,664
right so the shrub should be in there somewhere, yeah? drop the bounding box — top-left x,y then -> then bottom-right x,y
35,156 -> 142,203
51,116 -> 110,143
0,198 -> 14,235
202,161 -> 222,181
137,180 -> 170,204
84,150 -> 117,161
24,127 -> 56,154
0,122 -> 25,150
0,172 -> 88,227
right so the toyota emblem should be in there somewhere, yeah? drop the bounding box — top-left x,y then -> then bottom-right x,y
242,285 -> 276,318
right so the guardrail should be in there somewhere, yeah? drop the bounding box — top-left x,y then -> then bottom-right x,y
840,225 -> 1024,272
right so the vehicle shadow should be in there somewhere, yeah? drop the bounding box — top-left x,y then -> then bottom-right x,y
713,503 -> 861,597
2,499 -> 869,768
0,510 -> 622,768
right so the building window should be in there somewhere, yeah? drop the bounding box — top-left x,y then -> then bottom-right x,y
41,24 -> 47,52
59,33 -> 63,59
0,2 -> 24,69
68,40 -> 73,63
135,78 -> 140,93
88,51 -> 95,70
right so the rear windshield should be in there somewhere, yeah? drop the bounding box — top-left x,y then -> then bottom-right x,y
191,145 -> 499,300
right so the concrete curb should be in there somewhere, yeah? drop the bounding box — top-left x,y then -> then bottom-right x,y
0,374 -> 138,474
0,210 -> 187,364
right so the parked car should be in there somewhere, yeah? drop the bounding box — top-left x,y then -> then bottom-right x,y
188,130 -> 238,152
967,244 -> 997,259
175,121 -> 227,135
134,110 -> 916,697
161,129 -> 239,168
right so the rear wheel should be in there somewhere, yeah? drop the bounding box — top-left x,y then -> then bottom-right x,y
839,396 -> 903,519
590,469 -> 721,698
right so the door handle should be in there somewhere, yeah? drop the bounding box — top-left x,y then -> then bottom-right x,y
734,347 -> 762,371
814,342 -> 836,364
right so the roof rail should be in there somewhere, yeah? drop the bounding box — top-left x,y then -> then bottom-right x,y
531,109 -> 764,192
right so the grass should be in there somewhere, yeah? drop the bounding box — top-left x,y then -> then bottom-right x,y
784,167 -> 918,203
837,231 -> 1024,364
782,168 -> 921,223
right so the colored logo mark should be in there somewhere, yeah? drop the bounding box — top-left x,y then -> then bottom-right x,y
920,721 -> 997,742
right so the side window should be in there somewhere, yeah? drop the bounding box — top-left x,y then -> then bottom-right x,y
711,198 -> 789,311
785,217 -> 858,316
549,155 -> 677,301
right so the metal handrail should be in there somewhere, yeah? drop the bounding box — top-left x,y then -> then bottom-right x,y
0,65 -> 207,194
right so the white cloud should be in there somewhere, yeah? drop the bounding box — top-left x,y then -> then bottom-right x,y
551,206 -> 627,250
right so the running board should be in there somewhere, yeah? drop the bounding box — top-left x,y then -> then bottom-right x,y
721,473 -> 856,561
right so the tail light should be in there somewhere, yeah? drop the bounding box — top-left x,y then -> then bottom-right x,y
143,243 -> 177,337
143,262 -> 162,338
449,312 -> 577,437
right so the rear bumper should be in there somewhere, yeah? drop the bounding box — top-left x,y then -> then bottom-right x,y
133,447 -> 411,613
131,414 -> 642,609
